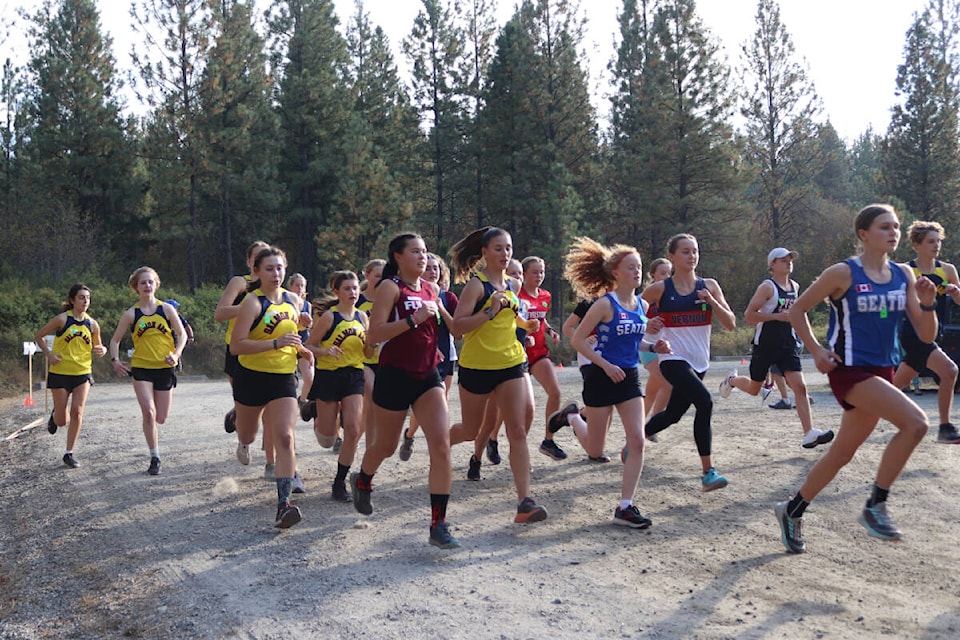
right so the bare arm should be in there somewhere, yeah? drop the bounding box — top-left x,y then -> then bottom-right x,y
214,276 -> 248,323
109,308 -> 136,375
789,263 -> 850,374
903,265 -> 938,344
743,281 -> 778,326
89,319 -> 107,357
35,314 -> 66,365
701,279 -> 736,331
572,297 -> 624,382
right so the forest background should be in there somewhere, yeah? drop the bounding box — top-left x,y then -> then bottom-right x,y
1,0 -> 958,392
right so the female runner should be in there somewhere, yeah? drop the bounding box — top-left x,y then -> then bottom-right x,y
36,284 -> 107,468
448,227 -> 546,523
230,247 -> 312,528
641,234 -> 736,491
109,267 -> 187,476
350,234 -> 458,549
776,204 -> 937,552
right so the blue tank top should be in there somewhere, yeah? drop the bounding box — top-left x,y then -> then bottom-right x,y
828,257 -> 907,367
595,292 -> 646,369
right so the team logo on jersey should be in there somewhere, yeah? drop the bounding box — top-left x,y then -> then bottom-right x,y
619,312 -> 628,319
856,284 -> 872,293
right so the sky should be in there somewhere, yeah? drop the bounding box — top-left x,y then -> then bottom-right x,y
3,0 -> 928,141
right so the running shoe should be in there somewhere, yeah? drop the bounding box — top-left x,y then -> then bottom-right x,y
467,454 -> 482,481
263,463 -> 275,481
147,456 -> 161,476
548,402 -> 580,433
486,439 -> 502,465
47,411 -> 57,434
802,428 -> 835,449
774,501 -> 805,553
588,454 -> 612,463
760,382 -> 774,402
299,400 -> 316,422
701,467 -> 728,492
331,481 -> 350,502
937,422 -> 960,444
718,369 -> 736,398
858,502 -> 902,540
292,471 -> 306,494
351,472 -> 373,515
274,502 -> 302,529
514,497 -> 548,523
62,453 -> 79,469
223,408 -> 236,434
539,439 -> 568,460
613,504 -> 652,529
398,429 -> 414,461
236,442 -> 251,465
429,522 -> 460,549
332,436 -> 343,453
769,399 -> 793,410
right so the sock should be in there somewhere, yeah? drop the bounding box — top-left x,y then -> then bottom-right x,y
65,450 -> 72,455
786,493 -> 809,518
276,477 -> 293,507
335,462 -> 349,484
618,499 -> 633,511
569,413 -> 588,439
430,494 -> 449,527
357,469 -> 374,491
866,484 -> 889,508
149,448 -> 159,458
404,428 -> 411,440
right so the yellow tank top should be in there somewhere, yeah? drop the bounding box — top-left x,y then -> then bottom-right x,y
131,306 -> 175,369
459,273 -> 526,370
224,275 -> 252,345
314,307 -> 366,371
50,314 -> 94,376
238,289 -> 300,374
357,293 -> 380,365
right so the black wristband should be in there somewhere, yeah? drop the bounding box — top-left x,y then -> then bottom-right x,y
406,315 -> 417,329
273,339 -> 278,350
920,302 -> 937,311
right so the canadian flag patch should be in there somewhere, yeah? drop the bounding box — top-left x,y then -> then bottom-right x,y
856,284 -> 872,293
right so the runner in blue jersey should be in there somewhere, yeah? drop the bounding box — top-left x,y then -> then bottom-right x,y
776,204 -> 939,553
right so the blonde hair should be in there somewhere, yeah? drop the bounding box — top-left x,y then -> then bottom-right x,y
448,226 -> 509,283
907,220 -> 945,245
128,266 -> 160,293
564,237 -> 640,299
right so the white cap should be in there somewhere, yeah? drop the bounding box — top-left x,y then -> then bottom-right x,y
767,247 -> 798,266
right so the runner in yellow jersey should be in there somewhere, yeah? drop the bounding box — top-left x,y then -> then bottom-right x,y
35,284 -> 107,468
109,267 -> 187,476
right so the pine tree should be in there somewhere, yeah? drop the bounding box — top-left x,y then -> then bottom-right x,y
884,1 -> 960,236
131,0 -> 212,289
18,0 -> 135,281
402,0 -> 466,244
739,0 -> 825,247
268,0 -> 352,283
199,0 -> 282,280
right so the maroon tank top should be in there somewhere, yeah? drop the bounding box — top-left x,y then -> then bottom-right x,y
378,277 -> 442,379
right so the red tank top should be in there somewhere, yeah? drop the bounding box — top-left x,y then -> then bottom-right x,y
378,277 -> 442,379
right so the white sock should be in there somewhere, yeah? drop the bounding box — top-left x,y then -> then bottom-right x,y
149,448 -> 160,458
619,499 -> 633,511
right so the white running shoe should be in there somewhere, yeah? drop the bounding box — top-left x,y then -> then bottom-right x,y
719,369 -> 736,398
236,442 -> 251,465
292,471 -> 306,494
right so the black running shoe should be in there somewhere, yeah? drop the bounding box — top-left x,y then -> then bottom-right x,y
429,521 -> 460,549
938,422 -> 960,444
351,472 -> 373,515
48,411 -> 58,434
467,454 -> 481,481
274,502 -> 302,529
613,504 -> 652,529
539,439 -> 568,460
299,400 -> 316,422
223,408 -> 236,434
485,439 -> 501,465
62,453 -> 79,469
548,402 -> 579,433
398,429 -> 414,461
147,457 -> 161,476
331,481 -> 350,502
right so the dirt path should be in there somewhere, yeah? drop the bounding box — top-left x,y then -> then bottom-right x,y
1,365 -> 958,639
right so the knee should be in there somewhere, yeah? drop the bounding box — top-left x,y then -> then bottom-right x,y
901,415 -> 929,442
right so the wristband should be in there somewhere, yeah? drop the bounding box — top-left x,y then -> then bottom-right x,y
273,339 -> 278,350
920,302 -> 937,311
406,315 -> 417,330
111,356 -> 119,362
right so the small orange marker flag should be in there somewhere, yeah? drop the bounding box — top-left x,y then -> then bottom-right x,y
23,395 -> 35,407
740,358 -> 747,365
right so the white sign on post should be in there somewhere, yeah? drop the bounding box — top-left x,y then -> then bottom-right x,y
23,342 -> 38,356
